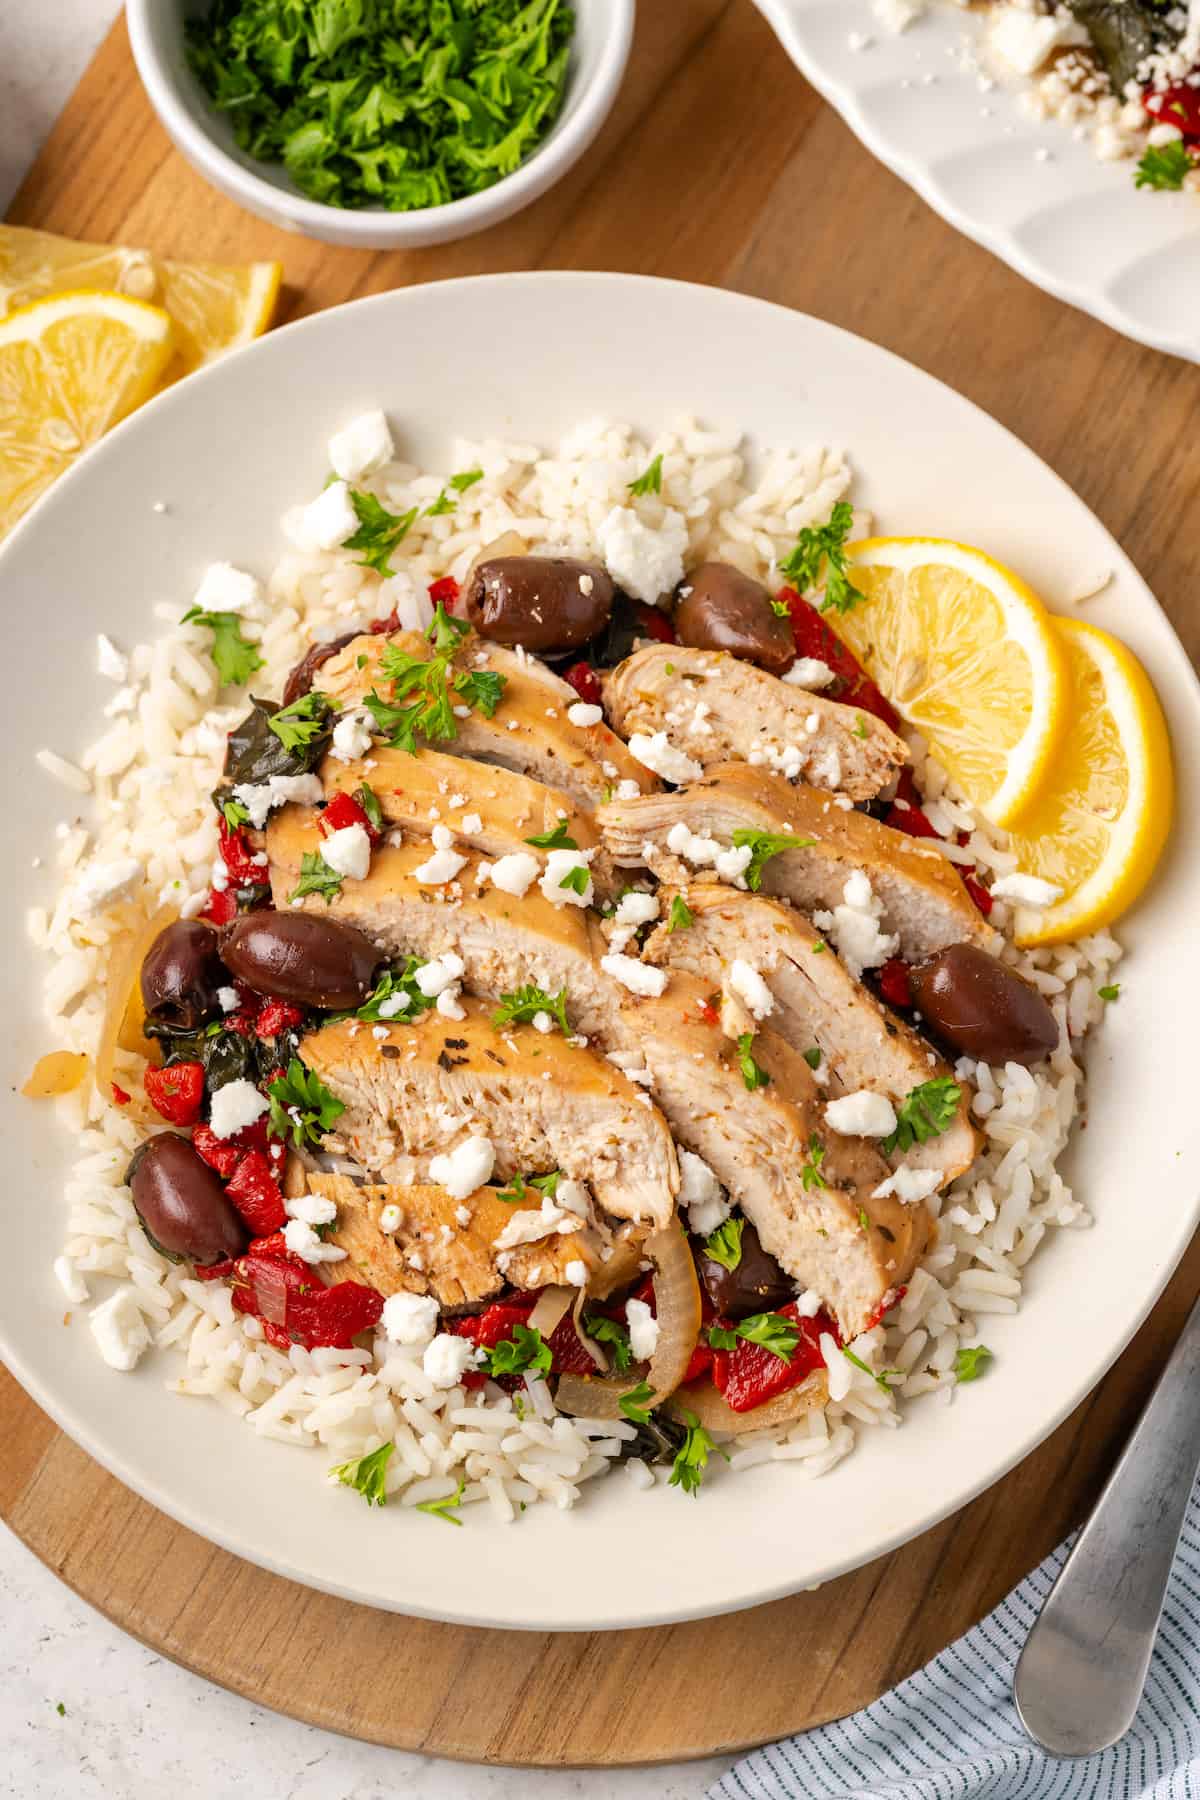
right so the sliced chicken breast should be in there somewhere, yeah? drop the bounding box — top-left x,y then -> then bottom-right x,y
319,629 -> 654,808
312,1173 -> 605,1309
602,644 -> 908,801
597,763 -> 996,960
299,1003 -> 679,1228
629,971 -> 931,1339
645,885 -> 978,1187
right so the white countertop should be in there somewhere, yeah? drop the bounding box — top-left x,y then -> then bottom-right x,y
0,7 -> 734,1794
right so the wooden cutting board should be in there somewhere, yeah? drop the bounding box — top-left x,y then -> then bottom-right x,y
5,0 -> 1200,1767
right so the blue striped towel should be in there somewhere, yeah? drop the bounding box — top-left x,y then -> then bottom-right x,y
710,1471 -> 1200,1800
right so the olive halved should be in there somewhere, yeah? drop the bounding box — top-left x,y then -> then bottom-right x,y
464,556 -> 614,653
674,562 -> 795,676
128,1134 -> 248,1266
140,919 -> 228,1032
281,629 -> 359,707
697,1219 -> 795,1321
220,911 -> 382,1011
909,942 -> 1059,1067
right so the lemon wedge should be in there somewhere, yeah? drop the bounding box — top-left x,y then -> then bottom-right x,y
156,257 -> 282,371
1003,618 -> 1173,947
834,537 -> 1068,826
0,290 -> 175,539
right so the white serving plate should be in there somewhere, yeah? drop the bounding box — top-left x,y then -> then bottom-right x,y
1,273 -> 1197,1631
753,0 -> 1200,364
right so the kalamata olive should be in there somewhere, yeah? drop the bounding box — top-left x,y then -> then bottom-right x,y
140,920 -> 228,1031
464,556 -> 614,652
128,1134 -> 248,1266
281,629 -> 359,707
697,1220 -> 795,1321
909,942 -> 1059,1067
220,911 -> 382,1010
674,562 -> 795,676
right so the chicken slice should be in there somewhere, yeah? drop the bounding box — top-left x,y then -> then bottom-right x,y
299,1004 -> 678,1229
597,763 -> 996,960
630,972 -> 931,1339
311,1173 -> 605,1310
602,644 -> 907,801
319,629 -> 654,808
645,885 -> 978,1187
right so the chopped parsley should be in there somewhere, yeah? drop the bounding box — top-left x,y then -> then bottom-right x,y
618,1379 -> 655,1424
668,894 -> 693,932
954,1344 -> 994,1384
330,1442 -> 393,1506
707,1311 -> 799,1364
584,1315 -> 633,1373
354,781 -> 383,832
668,1408 -> 729,1497
627,452 -> 664,496
493,984 -> 571,1035
495,1170 -> 561,1205
416,1477 -> 466,1526
220,796 -> 251,829
558,863 -> 590,895
266,1058 -> 346,1149
185,0 -> 575,217
425,468 -> 485,516
344,959 -> 438,1023
1135,141 -> 1197,191
770,597 -> 791,617
803,1046 -> 822,1070
730,828 -> 815,892
811,940 -> 826,954
702,1216 -> 744,1272
857,1206 -> 871,1234
366,604 -> 505,752
735,1031 -> 770,1092
267,690 -> 333,754
481,1323 -> 552,1379
842,1347 -> 894,1393
800,1132 -> 826,1191
777,500 -> 865,615
525,819 -> 578,850
181,606 -> 263,686
853,713 -> 869,739
345,489 -> 418,576
287,849 -> 344,905
1098,983 -> 1121,1002
883,1077 -> 961,1155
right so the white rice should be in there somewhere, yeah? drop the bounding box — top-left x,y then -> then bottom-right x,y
28,413 -> 1118,1518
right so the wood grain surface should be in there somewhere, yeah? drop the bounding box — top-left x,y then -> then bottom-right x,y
4,0 -> 1200,1767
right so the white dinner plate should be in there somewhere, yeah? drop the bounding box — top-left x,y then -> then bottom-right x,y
1,274 -> 1197,1631
754,0 -> 1200,364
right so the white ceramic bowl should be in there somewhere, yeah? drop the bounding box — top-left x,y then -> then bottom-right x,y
2,274 -> 1198,1631
125,0 -> 633,249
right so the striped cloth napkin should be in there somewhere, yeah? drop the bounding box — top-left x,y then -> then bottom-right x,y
710,1471 -> 1200,1800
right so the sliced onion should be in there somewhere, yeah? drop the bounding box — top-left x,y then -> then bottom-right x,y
253,1260 -> 290,1327
667,1369 -> 829,1437
95,903 -> 178,1098
587,1225 -> 648,1301
555,1222 -> 702,1418
23,1050 -> 88,1098
528,1285 -> 573,1338
570,1283 -> 608,1373
465,529 -> 528,597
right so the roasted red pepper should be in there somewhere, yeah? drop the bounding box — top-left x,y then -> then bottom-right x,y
779,586 -> 900,730
320,787 -> 379,844
225,1149 -> 287,1236
144,1060 -> 205,1127
200,886 -> 237,926
564,660 -> 603,707
254,994 -> 304,1038
709,1299 -> 834,1412
192,1117 -> 271,1179
428,575 -> 460,607
110,1082 -> 131,1106
218,819 -> 266,888
231,1250 -> 382,1349
877,957 -> 914,1010
962,873 -> 994,918
1144,84 -> 1200,142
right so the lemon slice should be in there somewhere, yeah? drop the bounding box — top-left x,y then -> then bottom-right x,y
0,224 -> 281,372
0,290 -> 175,538
1004,618 -> 1173,947
834,537 -> 1068,826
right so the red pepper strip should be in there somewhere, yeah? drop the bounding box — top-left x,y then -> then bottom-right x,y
962,874 -> 994,918
230,1250 -> 382,1349
887,772 -> 993,914
779,586 -> 900,730
320,787 -> 379,845
428,575 -> 460,607
110,1082 -> 131,1106
255,994 -> 304,1037
632,600 -> 676,645
193,1257 -> 236,1283
1144,84 -> 1200,142
877,957 -> 914,1010
861,1284 -> 907,1334
200,886 -> 237,926
225,1150 -> 287,1236
368,607 -> 400,635
144,1060 -> 205,1127
710,1300 -> 835,1412
218,819 -> 266,887
193,1118 -> 270,1179
564,661 -> 603,707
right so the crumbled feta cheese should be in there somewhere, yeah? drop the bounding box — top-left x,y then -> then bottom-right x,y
628,731 -> 703,785
283,1218 -> 347,1264
600,952 -> 667,997
285,1191 -> 338,1228
679,1150 -> 728,1237
822,871 -> 898,979
872,1167 -> 941,1204
539,846 -> 595,908
423,1333 -> 479,1389
294,480 -> 359,552
217,986 -> 240,1013
208,1078 -> 268,1140
89,1288 -> 151,1372
615,778 -> 642,800
493,1197 -> 581,1249
825,1089 -> 898,1138
556,1179 -> 591,1219
625,1297 -> 660,1361
192,561 -> 261,616
782,657 -> 834,690
613,890 -> 660,930
96,634 -> 128,682
459,811 -> 483,834
728,958 -> 774,1021
428,1134 -> 495,1200
231,772 -> 324,829
54,1256 -> 89,1304
488,851 -> 540,897
414,952 -> 465,997
564,1259 -> 589,1288
596,504 -> 688,603
71,857 -> 144,915
327,408 -> 394,483
989,872 -> 1062,908
321,822 -> 372,881
715,844 -> 754,884
436,987 -> 466,1020
531,1011 -> 554,1034
666,821 -> 720,865
989,4 -> 1086,76
376,990 -> 411,1019
379,1203 -> 403,1233
414,824 -> 469,885
381,1291 -> 439,1346
331,709 -> 375,763
794,1289 -> 822,1318
567,701 -> 604,728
